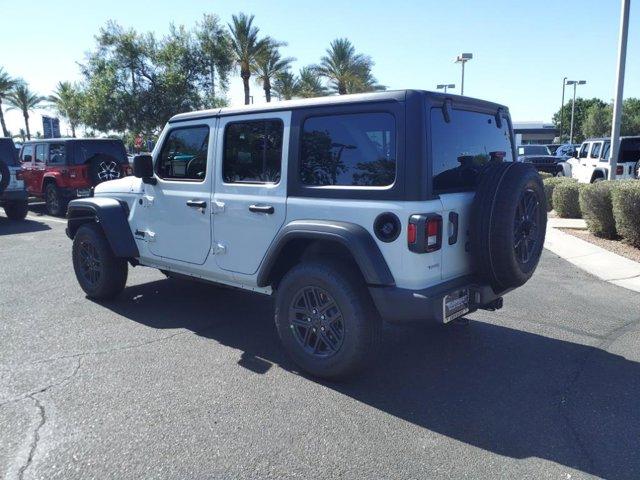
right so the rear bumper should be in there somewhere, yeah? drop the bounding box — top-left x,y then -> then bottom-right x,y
368,275 -> 506,324
1,189 -> 28,202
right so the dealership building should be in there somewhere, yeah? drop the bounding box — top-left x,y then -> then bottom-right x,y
513,122 -> 559,145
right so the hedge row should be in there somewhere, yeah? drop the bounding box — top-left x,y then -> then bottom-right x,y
543,177 -> 640,248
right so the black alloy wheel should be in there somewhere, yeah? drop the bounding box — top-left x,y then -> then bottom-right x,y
78,239 -> 102,287
514,188 -> 540,265
289,286 -> 345,358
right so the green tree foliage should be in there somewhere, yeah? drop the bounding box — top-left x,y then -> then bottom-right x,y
315,38 -> 384,95
5,81 -> 45,140
297,67 -> 327,98
0,67 -> 18,137
252,41 -> 294,102
228,13 -> 270,105
195,14 -> 233,107
272,71 -> 298,100
49,81 -> 83,137
553,97 -> 640,142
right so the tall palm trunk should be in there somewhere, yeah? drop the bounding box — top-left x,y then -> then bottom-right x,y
242,69 -> 251,105
264,78 -> 271,103
23,111 -> 30,140
0,100 -> 8,137
71,123 -> 76,138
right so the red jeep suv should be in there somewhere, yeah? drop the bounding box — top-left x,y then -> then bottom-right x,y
20,139 -> 131,215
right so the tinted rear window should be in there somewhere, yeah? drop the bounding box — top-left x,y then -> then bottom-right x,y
73,141 -> 127,165
431,108 -> 513,194
620,138 -> 640,163
0,139 -> 18,165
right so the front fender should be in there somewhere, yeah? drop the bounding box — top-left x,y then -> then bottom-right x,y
66,197 -> 139,258
256,220 -> 395,288
41,172 -> 61,190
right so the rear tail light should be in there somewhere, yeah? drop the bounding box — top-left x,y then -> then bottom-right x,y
408,214 -> 442,253
616,165 -> 624,175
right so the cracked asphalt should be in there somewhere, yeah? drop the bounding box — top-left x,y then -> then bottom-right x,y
1,206 -> 640,480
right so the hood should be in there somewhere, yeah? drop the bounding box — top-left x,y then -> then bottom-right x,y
94,176 -> 143,195
519,155 -> 559,164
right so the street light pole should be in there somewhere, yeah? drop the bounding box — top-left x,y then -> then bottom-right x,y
436,84 -> 455,93
566,80 -> 586,144
608,0 -> 630,180
454,53 -> 473,95
560,77 -> 567,142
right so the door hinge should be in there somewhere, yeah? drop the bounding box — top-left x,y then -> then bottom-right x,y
211,200 -> 225,214
211,243 -> 226,255
141,195 -> 154,207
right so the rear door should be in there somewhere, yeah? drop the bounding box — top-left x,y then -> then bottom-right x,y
212,112 -> 290,275
145,121 -> 214,265
430,107 -> 515,281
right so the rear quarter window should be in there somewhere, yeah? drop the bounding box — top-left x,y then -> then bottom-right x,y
430,108 -> 513,194
73,141 -> 127,165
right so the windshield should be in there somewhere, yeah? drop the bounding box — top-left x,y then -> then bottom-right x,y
520,145 -> 550,156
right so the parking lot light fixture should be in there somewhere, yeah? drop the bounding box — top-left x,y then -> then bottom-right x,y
454,53 -> 473,95
566,80 -> 587,144
436,84 -> 456,93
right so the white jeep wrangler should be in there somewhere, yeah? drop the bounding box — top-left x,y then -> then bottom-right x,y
66,91 -> 546,378
566,136 -> 640,182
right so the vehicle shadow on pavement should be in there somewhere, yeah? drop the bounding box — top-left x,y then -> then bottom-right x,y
98,277 -> 640,480
0,217 -> 51,235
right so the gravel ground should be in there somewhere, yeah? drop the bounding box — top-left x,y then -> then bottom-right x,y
559,227 -> 640,263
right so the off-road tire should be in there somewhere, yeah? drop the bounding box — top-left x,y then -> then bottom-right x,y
3,200 -> 28,220
72,223 -> 128,299
275,261 -> 382,379
471,162 -> 546,291
45,183 -> 67,217
0,159 -> 9,194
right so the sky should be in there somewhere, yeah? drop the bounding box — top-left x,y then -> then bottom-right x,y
0,0 -> 638,136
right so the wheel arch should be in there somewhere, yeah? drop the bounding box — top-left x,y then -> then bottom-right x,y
67,197 -> 139,258
256,220 -> 395,289
590,168 -> 608,182
42,174 -> 60,192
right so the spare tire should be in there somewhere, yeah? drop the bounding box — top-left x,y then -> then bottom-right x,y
470,162 -> 547,292
0,159 -> 9,194
88,154 -> 122,185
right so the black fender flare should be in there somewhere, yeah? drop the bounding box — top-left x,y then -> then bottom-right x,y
256,220 -> 395,288
591,168 -> 608,182
66,197 -> 139,258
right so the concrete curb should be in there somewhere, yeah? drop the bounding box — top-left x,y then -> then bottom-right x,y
544,225 -> 640,293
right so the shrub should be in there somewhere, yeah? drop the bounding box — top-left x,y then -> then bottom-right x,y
543,176 -> 577,212
611,180 -> 640,248
538,172 -> 553,180
553,181 -> 584,218
579,181 -> 618,238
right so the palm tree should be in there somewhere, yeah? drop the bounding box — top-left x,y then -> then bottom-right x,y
315,38 -> 378,95
5,82 -> 45,140
272,71 -> 299,100
252,42 -> 294,102
49,81 -> 83,137
228,13 -> 270,105
297,67 -> 327,98
0,67 -> 18,137
196,13 -> 233,105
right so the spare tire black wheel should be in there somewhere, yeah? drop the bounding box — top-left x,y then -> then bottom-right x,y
0,159 -> 10,195
88,155 -> 121,185
471,162 -> 547,292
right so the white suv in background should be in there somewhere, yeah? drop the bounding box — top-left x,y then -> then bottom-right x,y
568,136 -> 640,182
65,90 -> 547,378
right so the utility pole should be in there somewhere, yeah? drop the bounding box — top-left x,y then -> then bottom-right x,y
566,80 -> 586,144
560,77 -> 567,142
608,0 -> 630,180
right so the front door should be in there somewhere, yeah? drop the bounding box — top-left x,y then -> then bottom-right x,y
213,112 -> 290,275
145,121 -> 214,265
20,144 -> 35,192
33,143 -> 47,195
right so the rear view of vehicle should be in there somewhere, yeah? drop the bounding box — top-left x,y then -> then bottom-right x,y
20,138 -> 131,216
0,137 -> 29,221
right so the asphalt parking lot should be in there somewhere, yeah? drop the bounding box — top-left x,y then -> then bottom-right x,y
1,205 -> 640,480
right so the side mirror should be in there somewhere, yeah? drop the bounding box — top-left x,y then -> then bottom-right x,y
133,154 -> 156,184
23,155 -> 32,162
572,150 -> 578,158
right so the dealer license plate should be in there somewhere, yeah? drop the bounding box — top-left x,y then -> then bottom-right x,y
443,288 -> 470,323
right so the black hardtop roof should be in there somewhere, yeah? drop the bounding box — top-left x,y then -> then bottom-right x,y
22,138 -> 124,144
169,89 -> 509,123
